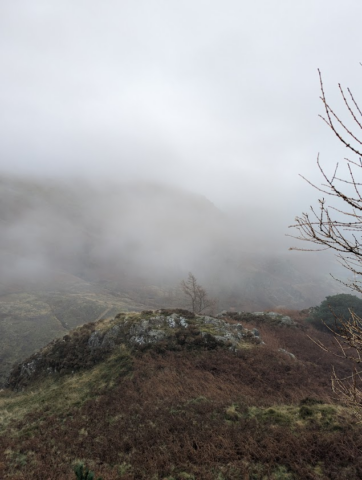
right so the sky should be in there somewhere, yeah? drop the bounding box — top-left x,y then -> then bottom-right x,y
1,0 -> 362,222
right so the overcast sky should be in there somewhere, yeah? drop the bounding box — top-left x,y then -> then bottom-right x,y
1,0 -> 362,221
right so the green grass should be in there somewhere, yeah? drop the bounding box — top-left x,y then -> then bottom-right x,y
0,344 -> 133,435
244,403 -> 348,431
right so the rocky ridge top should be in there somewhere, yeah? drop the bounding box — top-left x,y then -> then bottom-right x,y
7,309 -> 297,390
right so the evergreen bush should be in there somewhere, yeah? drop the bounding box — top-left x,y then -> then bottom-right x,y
308,294 -> 362,332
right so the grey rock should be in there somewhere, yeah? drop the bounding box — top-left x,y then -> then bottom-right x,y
278,348 -> 296,360
130,335 -> 147,345
229,323 -> 243,330
214,334 -> 231,343
88,332 -> 102,349
280,316 -> 295,326
20,360 -> 38,378
179,317 -> 188,328
202,315 -> 221,325
148,329 -> 166,341
101,325 -> 122,348
167,316 -> 176,328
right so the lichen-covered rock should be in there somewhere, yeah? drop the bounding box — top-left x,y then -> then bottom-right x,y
280,316 -> 294,326
20,359 -> 38,378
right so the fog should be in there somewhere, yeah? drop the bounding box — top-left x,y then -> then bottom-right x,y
1,1 -> 361,309
0,175 -> 346,312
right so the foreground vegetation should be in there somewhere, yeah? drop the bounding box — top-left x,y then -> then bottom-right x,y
0,310 -> 361,479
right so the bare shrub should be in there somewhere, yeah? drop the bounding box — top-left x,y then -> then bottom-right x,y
290,67 -> 362,414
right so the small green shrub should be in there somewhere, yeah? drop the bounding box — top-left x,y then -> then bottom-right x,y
74,462 -> 102,480
299,397 -> 323,406
299,405 -> 314,419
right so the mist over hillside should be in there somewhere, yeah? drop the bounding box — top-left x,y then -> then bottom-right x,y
0,174 -> 350,382
2,3 -> 362,477
0,175 -> 224,284
0,174 -> 346,307
2,174 -> 351,387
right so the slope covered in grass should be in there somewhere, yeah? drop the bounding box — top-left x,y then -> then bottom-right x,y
0,310 -> 361,479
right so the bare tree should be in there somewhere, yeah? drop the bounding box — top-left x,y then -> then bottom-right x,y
181,273 -> 216,314
290,68 -> 362,415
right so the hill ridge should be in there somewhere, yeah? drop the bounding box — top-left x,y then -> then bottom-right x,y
8,309 -> 267,390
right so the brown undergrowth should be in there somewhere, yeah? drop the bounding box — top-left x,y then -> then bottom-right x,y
237,309 -> 352,391
0,311 -> 361,479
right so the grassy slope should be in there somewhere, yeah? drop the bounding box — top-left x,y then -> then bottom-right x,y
0,277 -> 146,386
0,311 -> 362,479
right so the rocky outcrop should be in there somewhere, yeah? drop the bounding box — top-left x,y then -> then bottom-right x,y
7,309 -> 262,390
217,310 -> 296,326
86,311 -> 261,350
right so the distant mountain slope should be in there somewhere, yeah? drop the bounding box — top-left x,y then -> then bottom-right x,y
0,176 -> 226,283
0,272 -> 146,386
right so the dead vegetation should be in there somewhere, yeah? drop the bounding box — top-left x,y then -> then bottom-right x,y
1,311 -> 362,479
290,68 -> 362,416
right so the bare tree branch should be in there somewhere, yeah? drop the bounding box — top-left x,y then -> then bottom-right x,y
181,273 -> 216,314
290,67 -> 362,414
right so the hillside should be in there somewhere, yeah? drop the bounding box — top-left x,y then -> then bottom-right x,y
1,309 -> 362,479
0,273 -> 145,387
0,175 -> 348,385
